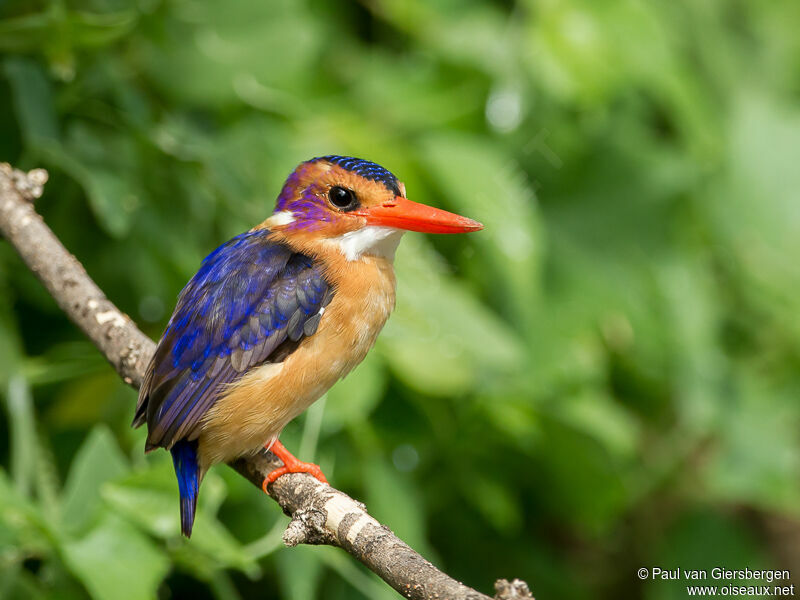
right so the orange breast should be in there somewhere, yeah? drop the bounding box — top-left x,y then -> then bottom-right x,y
196,253 -> 396,468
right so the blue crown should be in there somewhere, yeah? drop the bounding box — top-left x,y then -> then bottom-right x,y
314,155 -> 401,195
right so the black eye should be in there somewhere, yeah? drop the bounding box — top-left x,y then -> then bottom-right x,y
328,186 -> 359,211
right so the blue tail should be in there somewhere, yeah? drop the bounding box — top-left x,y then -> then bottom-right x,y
170,440 -> 200,537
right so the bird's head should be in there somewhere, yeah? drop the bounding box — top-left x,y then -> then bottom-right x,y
262,156 -> 482,261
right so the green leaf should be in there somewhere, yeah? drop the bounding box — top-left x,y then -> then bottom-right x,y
0,11 -> 54,53
276,545 -> 324,600
707,91 -> 800,337
0,276 -> 23,389
324,351 -> 386,433
380,236 -> 525,395
4,376 -> 38,499
137,1 -> 323,108
0,470 -> 52,557
648,510 -> 772,600
41,124 -> 142,237
363,457 -> 433,559
68,11 -> 138,48
420,133 -> 543,328
465,474 -> 522,535
61,513 -> 169,600
705,370 -> 800,513
25,342 -> 108,388
79,167 -> 136,237
60,426 -> 129,534
0,564 -> 51,600
0,8 -> 136,53
535,417 -> 629,534
553,390 -> 639,460
46,385 -> 123,450
317,546 -> 398,600
370,0 -> 513,77
3,56 -> 59,146
103,458 -> 259,577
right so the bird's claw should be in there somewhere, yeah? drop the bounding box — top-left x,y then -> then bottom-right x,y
262,440 -> 328,494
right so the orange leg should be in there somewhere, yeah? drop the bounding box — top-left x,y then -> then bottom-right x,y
261,440 -> 328,493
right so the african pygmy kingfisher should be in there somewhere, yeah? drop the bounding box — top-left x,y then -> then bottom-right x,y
132,156 -> 483,536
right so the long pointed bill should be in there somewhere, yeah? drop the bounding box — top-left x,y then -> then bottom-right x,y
354,197 -> 483,234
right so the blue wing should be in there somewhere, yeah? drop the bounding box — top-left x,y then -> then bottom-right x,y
133,229 -> 332,451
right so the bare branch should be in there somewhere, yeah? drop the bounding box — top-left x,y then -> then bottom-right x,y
0,163 -> 532,600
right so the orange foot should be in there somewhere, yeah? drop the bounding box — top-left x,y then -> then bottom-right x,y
261,440 -> 328,494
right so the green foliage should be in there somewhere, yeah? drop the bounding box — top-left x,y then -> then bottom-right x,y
1,0 -> 799,598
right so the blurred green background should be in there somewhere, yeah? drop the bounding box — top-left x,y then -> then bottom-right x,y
1,0 -> 800,598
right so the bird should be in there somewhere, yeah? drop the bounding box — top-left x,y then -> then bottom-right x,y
132,155 -> 483,537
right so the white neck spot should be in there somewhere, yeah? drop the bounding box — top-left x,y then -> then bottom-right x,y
266,211 -> 295,227
330,226 -> 405,262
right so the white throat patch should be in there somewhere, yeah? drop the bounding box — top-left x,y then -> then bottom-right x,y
331,226 -> 405,262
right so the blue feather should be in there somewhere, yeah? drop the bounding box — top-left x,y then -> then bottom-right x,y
134,229 -> 331,451
313,155 -> 401,195
171,440 -> 200,537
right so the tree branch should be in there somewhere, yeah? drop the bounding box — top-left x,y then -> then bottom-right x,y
0,163 -> 532,600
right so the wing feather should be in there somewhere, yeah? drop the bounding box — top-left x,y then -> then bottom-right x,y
134,230 -> 331,450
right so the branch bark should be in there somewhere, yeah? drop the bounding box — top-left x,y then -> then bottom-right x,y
0,163 -> 532,600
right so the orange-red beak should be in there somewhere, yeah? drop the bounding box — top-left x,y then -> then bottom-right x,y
354,197 -> 483,234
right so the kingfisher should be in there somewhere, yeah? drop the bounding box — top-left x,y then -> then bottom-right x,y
132,155 -> 483,537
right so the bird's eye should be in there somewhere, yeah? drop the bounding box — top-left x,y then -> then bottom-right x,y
328,186 -> 359,211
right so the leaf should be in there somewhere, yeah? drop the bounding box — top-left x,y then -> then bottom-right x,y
0,8 -> 136,53
0,571 -> 43,600
370,0 -> 512,77
465,474 -> 522,535
103,458 -> 259,577
647,510 -> 772,600
276,545 -> 324,600
61,513 -> 169,600
60,425 -> 129,534
553,390 -> 639,460
3,56 -> 59,146
324,351 -> 386,433
41,123 -> 143,237
25,342 -> 108,388
137,0 -> 323,108
380,235 -> 525,395
68,11 -> 138,48
363,457 -> 433,559
316,547 -> 399,600
0,10 -> 55,53
420,133 -> 544,328
534,417 -> 629,534
0,273 -> 23,389
707,91 -> 800,337
79,167 -> 136,237
4,376 -> 38,499
44,372 -> 119,429
0,470 -> 52,556
704,370 -> 800,513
